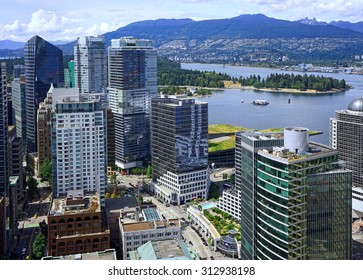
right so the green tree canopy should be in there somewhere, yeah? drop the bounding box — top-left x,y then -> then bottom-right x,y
39,158 -> 52,186
27,177 -> 38,198
146,165 -> 152,179
32,233 -> 46,260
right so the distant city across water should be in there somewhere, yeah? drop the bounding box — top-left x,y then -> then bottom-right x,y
181,63 -> 363,145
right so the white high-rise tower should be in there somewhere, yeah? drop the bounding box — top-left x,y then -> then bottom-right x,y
74,36 -> 107,94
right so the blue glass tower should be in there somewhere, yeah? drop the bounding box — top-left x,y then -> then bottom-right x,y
24,35 -> 64,154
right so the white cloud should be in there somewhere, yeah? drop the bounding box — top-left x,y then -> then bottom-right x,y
0,9 -> 118,42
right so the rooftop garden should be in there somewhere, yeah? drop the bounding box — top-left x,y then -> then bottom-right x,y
203,207 -> 241,241
208,124 -> 244,134
208,124 -> 322,152
208,135 -> 236,152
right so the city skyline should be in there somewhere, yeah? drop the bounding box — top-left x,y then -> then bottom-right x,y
1,0 -> 363,42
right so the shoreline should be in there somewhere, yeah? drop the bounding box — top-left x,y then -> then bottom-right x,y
243,86 -> 348,95
224,83 -> 348,94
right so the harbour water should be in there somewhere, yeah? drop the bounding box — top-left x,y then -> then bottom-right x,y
182,63 -> 363,145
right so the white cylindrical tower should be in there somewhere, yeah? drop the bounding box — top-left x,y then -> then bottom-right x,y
284,127 -> 309,154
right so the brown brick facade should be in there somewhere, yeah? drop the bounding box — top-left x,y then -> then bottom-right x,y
47,212 -> 110,256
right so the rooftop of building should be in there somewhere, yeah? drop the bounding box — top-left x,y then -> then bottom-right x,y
105,197 -> 139,212
129,239 -> 199,260
121,219 -> 180,232
49,191 -> 101,216
153,95 -> 207,106
42,249 -> 117,260
258,141 -> 338,164
348,98 -> 363,112
243,131 -> 284,141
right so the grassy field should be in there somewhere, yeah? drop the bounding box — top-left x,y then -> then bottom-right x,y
208,124 -> 244,134
208,135 -> 236,152
208,124 -> 321,152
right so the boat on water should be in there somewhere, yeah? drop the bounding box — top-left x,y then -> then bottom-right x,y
241,99 -> 244,103
251,99 -> 269,105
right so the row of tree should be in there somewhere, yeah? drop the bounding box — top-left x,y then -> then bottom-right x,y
157,57 -> 231,88
238,73 -> 348,92
158,85 -> 212,96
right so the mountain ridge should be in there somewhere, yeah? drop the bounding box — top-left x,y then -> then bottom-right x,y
2,14 -> 363,64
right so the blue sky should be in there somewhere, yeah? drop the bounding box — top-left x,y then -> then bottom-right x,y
1,0 -> 363,42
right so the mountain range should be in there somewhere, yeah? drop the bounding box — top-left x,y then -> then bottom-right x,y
2,14 -> 363,63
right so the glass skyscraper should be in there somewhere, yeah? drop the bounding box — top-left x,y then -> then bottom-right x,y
236,131 -> 284,259
24,35 -> 64,154
11,75 -> 26,153
151,97 -> 209,205
108,37 -> 157,170
239,127 -> 352,260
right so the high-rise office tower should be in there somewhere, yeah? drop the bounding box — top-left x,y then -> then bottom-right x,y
330,98 -> 363,217
74,36 -> 107,94
151,97 -> 209,205
108,37 -> 157,170
24,35 -> 64,154
12,75 -> 26,153
37,84 -> 53,170
0,62 -> 8,255
51,88 -> 107,203
240,127 -> 352,260
218,131 -> 284,220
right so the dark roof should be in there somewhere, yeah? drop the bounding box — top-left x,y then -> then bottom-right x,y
104,197 -> 139,211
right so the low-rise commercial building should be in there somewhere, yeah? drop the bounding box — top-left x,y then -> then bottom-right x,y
47,191 -> 110,257
129,239 -> 199,260
120,218 -> 181,259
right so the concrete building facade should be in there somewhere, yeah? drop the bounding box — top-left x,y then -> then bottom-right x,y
120,218 -> 181,259
330,98 -> 363,217
51,88 -> 107,203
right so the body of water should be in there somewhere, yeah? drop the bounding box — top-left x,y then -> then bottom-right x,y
181,63 -> 363,145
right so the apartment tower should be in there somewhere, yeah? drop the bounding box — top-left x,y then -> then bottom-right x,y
51,88 -> 107,203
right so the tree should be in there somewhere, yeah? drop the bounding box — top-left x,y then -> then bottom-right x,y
146,165 -> 152,179
39,220 -> 48,237
109,174 -> 117,184
27,177 -> 38,198
137,195 -> 143,204
110,193 -> 118,199
39,158 -> 52,186
32,233 -> 46,260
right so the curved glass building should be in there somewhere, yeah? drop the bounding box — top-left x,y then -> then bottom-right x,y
24,36 -> 64,154
240,128 -> 352,260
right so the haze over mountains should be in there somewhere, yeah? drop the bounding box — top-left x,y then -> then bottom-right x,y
2,14 -> 363,64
